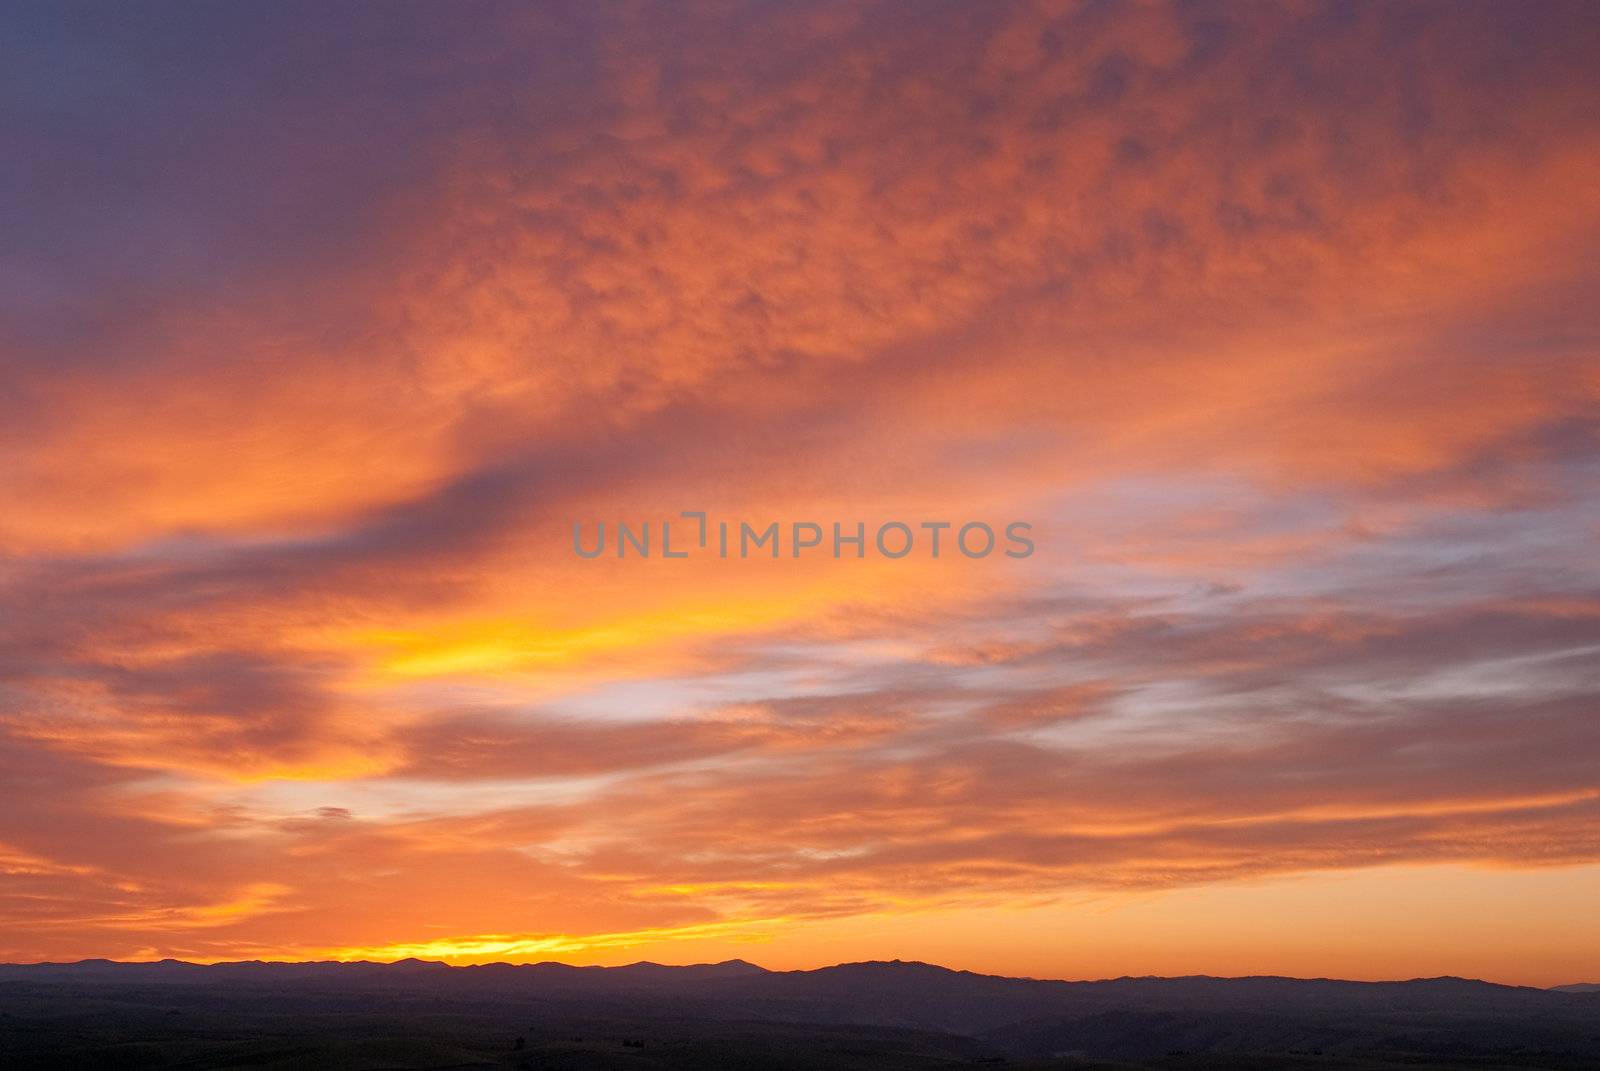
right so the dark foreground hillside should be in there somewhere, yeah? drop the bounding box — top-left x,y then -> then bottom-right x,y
1,959 -> 1597,1070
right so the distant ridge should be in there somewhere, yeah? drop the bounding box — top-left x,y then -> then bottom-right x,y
0,955 -> 1560,993
0,956 -> 1583,1016
3,958 -> 1596,1065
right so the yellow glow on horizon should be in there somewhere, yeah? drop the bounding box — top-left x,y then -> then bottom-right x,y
323,916 -> 793,964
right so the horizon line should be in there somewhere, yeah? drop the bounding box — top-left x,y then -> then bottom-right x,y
5,955 -> 1593,992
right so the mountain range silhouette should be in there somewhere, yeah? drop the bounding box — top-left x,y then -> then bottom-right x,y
2,957 -> 1597,1068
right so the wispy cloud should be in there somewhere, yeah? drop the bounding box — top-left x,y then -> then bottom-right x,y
0,0 -> 1596,984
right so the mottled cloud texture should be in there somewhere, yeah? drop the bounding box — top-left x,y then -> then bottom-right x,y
2,2 -> 1598,984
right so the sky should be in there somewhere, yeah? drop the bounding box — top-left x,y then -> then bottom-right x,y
1,1 -> 1598,987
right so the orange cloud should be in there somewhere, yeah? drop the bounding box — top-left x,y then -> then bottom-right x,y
1,0 -> 1597,985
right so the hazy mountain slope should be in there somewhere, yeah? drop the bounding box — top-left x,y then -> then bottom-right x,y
2,958 -> 1596,1068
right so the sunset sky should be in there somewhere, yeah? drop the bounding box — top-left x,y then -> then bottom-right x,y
2,2 -> 1598,987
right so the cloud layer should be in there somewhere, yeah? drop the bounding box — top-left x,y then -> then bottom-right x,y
1,1 -> 1597,983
